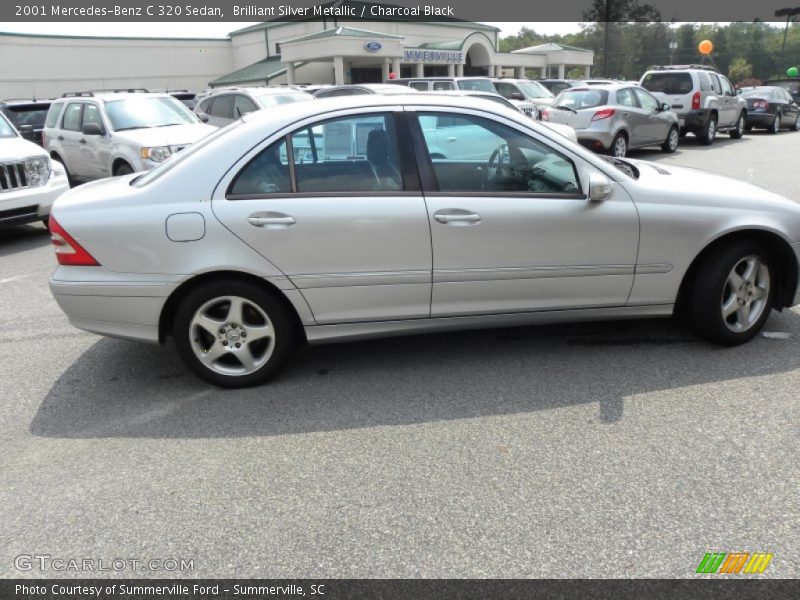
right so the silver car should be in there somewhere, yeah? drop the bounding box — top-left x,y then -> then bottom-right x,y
195,87 -> 314,128
48,95 -> 800,388
544,84 -> 680,157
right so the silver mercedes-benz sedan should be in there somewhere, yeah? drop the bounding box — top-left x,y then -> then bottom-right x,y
48,95 -> 800,388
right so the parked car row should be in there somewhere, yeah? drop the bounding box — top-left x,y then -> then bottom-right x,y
43,93 -> 800,388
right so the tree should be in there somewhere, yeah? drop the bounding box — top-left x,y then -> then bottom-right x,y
728,57 -> 753,84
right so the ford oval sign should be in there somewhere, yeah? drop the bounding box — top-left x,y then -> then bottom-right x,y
364,41 -> 382,52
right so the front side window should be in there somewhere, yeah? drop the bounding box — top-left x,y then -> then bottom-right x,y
233,95 -> 258,118
82,104 -> 104,129
433,81 -> 455,91
410,82 -> 429,91
495,82 -> 519,99
517,80 -> 554,99
720,76 -> 734,96
457,79 -> 495,92
290,113 -> 402,192
62,103 -> 83,131
417,112 -> 580,195
105,96 -> 198,131
634,88 -> 659,111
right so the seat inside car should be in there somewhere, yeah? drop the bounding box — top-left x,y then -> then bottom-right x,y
366,129 -> 402,190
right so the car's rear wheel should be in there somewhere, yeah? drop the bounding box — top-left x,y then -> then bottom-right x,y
172,280 -> 297,387
609,133 -> 627,158
661,126 -> 679,153
689,241 -> 773,345
769,112 -> 781,134
729,112 -> 745,139
698,115 -> 717,145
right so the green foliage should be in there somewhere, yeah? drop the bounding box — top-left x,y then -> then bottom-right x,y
500,21 -> 800,81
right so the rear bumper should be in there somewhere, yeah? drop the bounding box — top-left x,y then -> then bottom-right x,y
49,267 -> 179,343
0,168 -> 69,226
575,130 -> 615,151
745,112 -> 776,127
679,109 -> 712,132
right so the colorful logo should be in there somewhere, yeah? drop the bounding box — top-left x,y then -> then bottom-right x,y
364,41 -> 382,52
696,552 -> 773,574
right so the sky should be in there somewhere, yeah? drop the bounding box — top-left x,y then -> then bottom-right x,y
0,21 -> 583,38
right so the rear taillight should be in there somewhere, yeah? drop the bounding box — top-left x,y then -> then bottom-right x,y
752,99 -> 768,109
591,108 -> 616,121
541,109 -> 550,121
49,216 -> 100,266
691,91 -> 701,110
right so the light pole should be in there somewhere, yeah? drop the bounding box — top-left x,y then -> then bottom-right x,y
775,7 -> 800,65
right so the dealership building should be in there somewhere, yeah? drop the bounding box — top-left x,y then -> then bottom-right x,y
0,6 -> 593,98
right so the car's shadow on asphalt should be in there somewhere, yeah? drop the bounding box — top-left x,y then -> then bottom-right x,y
30,309 -> 800,439
0,223 -> 50,257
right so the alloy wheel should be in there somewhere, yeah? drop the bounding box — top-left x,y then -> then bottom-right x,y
613,135 -> 627,157
667,128 -> 679,151
189,295 -> 276,376
721,255 -> 770,333
707,118 -> 716,141
773,114 -> 781,133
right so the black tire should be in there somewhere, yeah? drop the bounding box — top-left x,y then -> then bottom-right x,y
768,112 -> 781,134
729,112 -> 745,139
688,240 -> 773,346
608,132 -> 627,158
661,126 -> 679,153
114,162 -> 134,176
172,280 -> 298,388
697,114 -> 717,145
51,154 -> 75,187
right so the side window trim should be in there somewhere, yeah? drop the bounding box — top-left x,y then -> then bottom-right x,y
225,110 -> 419,200
408,109 -> 585,199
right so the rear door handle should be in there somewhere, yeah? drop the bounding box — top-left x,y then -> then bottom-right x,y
446,136 -> 458,142
433,212 -> 481,224
248,214 -> 296,227
79,139 -> 86,144
57,135 -> 64,141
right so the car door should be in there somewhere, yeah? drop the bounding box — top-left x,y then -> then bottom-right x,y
408,108 -> 639,317
211,109 -> 433,324
78,103 -> 111,179
615,87 -> 647,146
633,87 -> 671,143
782,89 -> 799,125
718,76 -> 737,126
58,102 -> 86,178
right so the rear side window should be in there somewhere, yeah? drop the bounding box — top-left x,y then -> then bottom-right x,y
410,82 -> 429,91
208,95 -> 233,119
433,81 -> 454,91
62,103 -> 83,131
45,104 -> 63,128
641,72 -> 694,95
709,74 -> 723,95
697,72 -> 712,92
616,88 -> 637,107
233,95 -> 258,118
229,138 -> 291,196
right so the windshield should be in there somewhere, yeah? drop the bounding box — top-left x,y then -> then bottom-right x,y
132,120 -> 241,187
457,79 -> 495,92
256,93 -> 312,108
0,113 -> 18,138
106,96 -> 198,131
518,81 -> 554,99
554,89 -> 608,110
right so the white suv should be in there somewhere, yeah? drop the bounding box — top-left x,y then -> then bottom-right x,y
43,92 -> 215,183
194,87 -> 314,128
493,79 -> 555,118
0,110 -> 68,228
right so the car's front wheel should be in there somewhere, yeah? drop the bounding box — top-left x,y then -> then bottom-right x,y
729,112 -> 745,139
661,126 -> 679,153
114,162 -> 134,176
172,280 -> 297,387
689,241 -> 773,345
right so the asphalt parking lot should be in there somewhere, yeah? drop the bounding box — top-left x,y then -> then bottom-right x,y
1,129 -> 798,579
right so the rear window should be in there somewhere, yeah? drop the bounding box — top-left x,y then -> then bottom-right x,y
553,89 -> 608,109
641,72 -> 694,95
741,87 -> 778,99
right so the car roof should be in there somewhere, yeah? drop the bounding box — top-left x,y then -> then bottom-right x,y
54,92 -> 174,102
0,99 -> 52,106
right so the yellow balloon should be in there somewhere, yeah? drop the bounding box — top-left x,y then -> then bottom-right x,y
699,40 -> 713,55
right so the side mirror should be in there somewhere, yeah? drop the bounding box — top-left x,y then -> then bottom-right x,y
735,89 -> 742,96
81,122 -> 104,136
196,112 -> 210,123
588,172 -> 612,202
510,91 -> 525,101
18,124 -> 34,133
660,102 -> 670,112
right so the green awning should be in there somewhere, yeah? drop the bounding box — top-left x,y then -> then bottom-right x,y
209,56 -> 287,87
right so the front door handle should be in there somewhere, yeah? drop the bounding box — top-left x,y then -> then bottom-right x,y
57,135 -> 64,141
446,136 -> 458,142
79,139 -> 87,144
433,212 -> 481,224
248,214 -> 296,227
